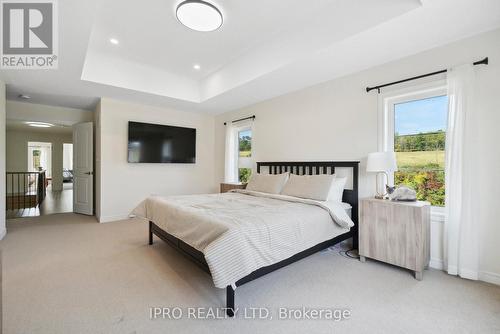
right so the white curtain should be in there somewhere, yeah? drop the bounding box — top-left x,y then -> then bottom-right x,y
224,123 -> 237,182
444,64 -> 479,280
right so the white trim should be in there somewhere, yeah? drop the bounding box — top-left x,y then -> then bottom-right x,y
447,267 -> 479,281
429,258 -> 443,270
98,214 -> 131,223
479,271 -> 500,286
429,260 -> 500,286
431,206 -> 446,223
0,227 -> 6,240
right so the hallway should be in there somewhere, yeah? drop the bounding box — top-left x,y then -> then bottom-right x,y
6,182 -> 73,219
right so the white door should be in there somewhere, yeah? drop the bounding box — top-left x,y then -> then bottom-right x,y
73,122 -> 93,215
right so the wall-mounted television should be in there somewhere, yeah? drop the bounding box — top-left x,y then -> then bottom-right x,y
127,121 -> 196,163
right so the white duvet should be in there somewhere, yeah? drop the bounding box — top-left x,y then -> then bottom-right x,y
132,190 -> 353,288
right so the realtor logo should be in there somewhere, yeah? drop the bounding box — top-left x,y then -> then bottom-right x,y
1,0 -> 58,69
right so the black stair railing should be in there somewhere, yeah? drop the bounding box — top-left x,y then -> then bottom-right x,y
5,171 -> 47,210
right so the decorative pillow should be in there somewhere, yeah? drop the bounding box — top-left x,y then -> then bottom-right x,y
246,173 -> 289,194
281,174 -> 335,201
327,177 -> 347,202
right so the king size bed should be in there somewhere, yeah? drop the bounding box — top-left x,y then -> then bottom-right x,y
133,161 -> 359,316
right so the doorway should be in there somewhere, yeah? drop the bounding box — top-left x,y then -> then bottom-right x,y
6,139 -> 74,218
38,142 -> 73,216
63,143 -> 73,189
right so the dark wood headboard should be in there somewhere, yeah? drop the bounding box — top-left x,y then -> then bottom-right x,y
256,161 -> 360,233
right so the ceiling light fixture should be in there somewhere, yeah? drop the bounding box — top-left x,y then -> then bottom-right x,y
193,64 -> 201,70
176,0 -> 223,32
25,121 -> 54,128
18,94 -> 31,99
109,38 -> 119,45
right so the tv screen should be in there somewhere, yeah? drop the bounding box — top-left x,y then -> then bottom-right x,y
127,121 -> 196,163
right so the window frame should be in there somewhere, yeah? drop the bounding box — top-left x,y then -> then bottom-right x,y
377,80 -> 447,214
27,141 -> 52,178
235,125 -> 253,182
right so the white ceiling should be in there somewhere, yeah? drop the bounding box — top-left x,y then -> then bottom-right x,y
1,0 -> 500,113
6,119 -> 73,134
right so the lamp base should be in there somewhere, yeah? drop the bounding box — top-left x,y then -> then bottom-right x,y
374,171 -> 389,200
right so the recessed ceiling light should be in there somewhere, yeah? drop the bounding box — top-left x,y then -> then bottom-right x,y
176,0 -> 223,32
193,64 -> 201,70
109,38 -> 119,45
18,94 -> 31,99
25,121 -> 54,128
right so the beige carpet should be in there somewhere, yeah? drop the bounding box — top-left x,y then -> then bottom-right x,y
1,213 -> 499,334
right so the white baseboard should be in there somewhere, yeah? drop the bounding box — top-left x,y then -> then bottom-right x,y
98,214 -> 132,223
429,257 -> 500,286
479,271 -> 500,286
429,258 -> 443,270
0,227 -> 6,240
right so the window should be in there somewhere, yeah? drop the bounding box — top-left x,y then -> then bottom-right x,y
238,129 -> 252,183
225,121 -> 254,183
63,143 -> 73,171
27,142 -> 52,178
380,83 -> 447,207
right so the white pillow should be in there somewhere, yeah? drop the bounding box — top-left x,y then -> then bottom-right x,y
327,177 -> 347,202
281,174 -> 335,201
246,173 -> 289,194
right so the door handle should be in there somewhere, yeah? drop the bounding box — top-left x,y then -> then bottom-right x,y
84,171 -> 93,175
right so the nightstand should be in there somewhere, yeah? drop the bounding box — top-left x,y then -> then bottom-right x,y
220,182 -> 247,193
359,198 -> 430,280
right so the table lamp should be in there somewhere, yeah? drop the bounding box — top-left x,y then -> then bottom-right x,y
367,152 -> 398,199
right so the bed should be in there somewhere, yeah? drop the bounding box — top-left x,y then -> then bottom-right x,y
134,161 -> 359,316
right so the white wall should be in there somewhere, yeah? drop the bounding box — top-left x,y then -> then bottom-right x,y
0,81 -> 6,239
6,101 -> 93,125
5,100 -> 94,193
95,100 -> 101,220
96,98 -> 216,222
6,130 -> 73,191
63,143 -> 73,170
214,28 -> 500,284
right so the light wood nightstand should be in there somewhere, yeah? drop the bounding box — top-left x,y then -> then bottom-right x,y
359,198 -> 431,280
220,182 -> 247,193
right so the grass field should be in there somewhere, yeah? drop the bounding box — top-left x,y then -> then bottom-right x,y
239,151 -> 251,158
396,150 -> 444,169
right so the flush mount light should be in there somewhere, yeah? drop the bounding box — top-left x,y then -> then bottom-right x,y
193,64 -> 201,70
109,38 -> 119,45
176,0 -> 223,32
25,121 -> 54,128
18,94 -> 31,99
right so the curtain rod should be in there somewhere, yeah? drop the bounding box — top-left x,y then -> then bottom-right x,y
366,57 -> 489,93
223,115 -> 255,126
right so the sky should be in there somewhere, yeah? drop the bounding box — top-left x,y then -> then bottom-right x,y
239,129 -> 251,139
395,95 -> 448,135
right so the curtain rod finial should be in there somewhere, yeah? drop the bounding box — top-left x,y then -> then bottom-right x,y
473,57 -> 488,66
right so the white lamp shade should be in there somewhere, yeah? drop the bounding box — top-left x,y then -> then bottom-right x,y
366,152 -> 398,172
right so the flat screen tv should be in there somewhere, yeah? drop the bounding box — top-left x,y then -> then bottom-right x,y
127,121 -> 196,163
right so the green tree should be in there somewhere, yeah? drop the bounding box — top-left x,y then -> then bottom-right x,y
239,168 -> 252,183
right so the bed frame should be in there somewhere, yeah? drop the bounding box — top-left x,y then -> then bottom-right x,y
148,161 -> 359,317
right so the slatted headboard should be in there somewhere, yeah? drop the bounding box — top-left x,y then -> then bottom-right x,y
256,161 -> 360,233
